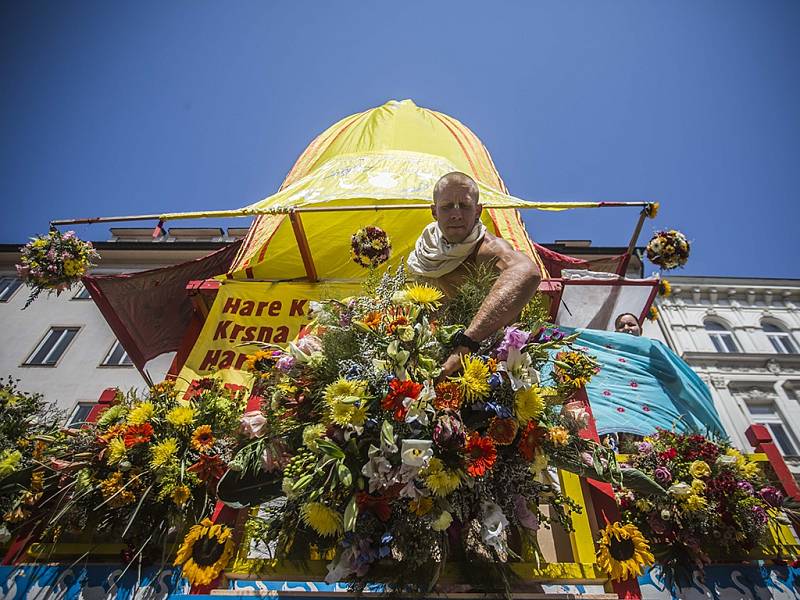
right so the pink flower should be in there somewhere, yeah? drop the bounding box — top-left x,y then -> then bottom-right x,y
496,327 -> 531,360
240,410 -> 268,438
15,264 -> 30,277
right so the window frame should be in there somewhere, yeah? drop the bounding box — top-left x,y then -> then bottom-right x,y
23,326 -> 81,367
704,319 -> 740,353
0,276 -> 22,303
100,339 -> 134,368
745,400 -> 800,457
66,402 -> 95,427
762,321 -> 798,355
72,285 -> 93,300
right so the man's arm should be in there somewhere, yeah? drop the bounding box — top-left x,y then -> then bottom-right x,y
441,237 -> 541,376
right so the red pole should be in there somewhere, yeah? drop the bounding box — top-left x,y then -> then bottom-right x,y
745,424 -> 800,501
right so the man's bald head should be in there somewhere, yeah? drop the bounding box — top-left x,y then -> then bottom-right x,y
433,172 -> 480,206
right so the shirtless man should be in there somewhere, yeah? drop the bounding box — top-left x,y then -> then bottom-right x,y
407,172 -> 541,376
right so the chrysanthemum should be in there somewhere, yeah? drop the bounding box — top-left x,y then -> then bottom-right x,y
515,387 -> 545,423
424,458 -> 462,496
127,402 -> 154,425
684,494 -> 708,512
595,522 -> 654,582
107,438 -> 127,465
487,417 -> 519,446
150,438 -> 179,469
167,405 -> 196,429
300,502 -> 343,537
465,433 -> 497,477
171,484 -> 191,506
324,378 -> 367,405
403,284 -> 444,310
173,519 -> 236,586
330,402 -> 356,426
302,424 -> 327,451
454,355 -> 490,402
191,425 -> 215,452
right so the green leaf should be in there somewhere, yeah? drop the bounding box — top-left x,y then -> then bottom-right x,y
380,420 -> 395,450
344,494 -> 359,532
292,474 -> 313,492
337,464 -> 352,488
316,439 -> 346,460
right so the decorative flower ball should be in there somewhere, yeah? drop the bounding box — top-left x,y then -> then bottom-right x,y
16,229 -> 100,307
645,230 -> 690,270
350,226 -> 391,269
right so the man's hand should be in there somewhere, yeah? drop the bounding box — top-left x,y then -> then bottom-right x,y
439,346 -> 470,380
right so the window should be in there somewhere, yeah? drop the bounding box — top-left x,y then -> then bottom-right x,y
704,320 -> 739,353
73,285 -> 92,300
762,322 -> 798,354
25,327 -> 79,365
67,402 -> 94,427
102,340 -> 133,367
0,276 -> 21,302
747,403 -> 799,456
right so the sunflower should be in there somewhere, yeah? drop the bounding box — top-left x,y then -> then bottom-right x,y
150,438 -> 179,469
465,433 -> 497,477
167,405 -> 196,429
243,350 -> 273,372
189,425 -> 215,451
644,202 -> 660,219
434,381 -> 463,411
647,305 -> 659,322
596,522 -> 654,582
454,355 -> 490,402
403,283 -> 444,310
127,402 -> 154,425
171,484 -> 191,506
423,458 -> 462,496
553,352 -> 597,389
515,386 -> 545,423
300,502 -> 343,537
173,518 -> 236,586
658,279 -> 671,297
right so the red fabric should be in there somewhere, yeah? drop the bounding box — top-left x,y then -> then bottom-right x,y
533,242 -> 626,278
82,241 -> 242,373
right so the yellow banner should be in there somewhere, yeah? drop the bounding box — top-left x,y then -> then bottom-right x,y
178,280 -> 361,391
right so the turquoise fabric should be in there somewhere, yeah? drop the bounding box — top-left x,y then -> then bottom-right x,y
553,328 -> 725,438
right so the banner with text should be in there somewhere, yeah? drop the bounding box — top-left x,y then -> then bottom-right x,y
178,280 -> 360,391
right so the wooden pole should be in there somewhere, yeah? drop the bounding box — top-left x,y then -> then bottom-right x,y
616,209 -> 649,276
289,211 -> 318,282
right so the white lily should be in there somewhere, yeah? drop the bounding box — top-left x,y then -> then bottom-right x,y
400,439 -> 434,468
498,346 -> 539,391
480,501 -> 509,553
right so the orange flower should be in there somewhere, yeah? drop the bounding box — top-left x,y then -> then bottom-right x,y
123,423 -> 154,447
387,315 -> 409,334
434,382 -> 463,411
487,417 -> 519,445
486,358 -> 498,373
518,421 -> 547,461
363,311 -> 383,330
465,433 -> 497,477
191,425 -> 215,452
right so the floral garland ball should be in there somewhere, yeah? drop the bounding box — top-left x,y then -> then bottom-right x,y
645,229 -> 690,270
16,230 -> 101,307
350,226 -> 391,268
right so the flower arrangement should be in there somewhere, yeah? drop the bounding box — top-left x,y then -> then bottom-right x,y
16,229 -> 100,307
645,230 -> 690,271
350,226 -> 392,269
616,430 -> 779,585
3,378 -> 245,560
216,268 -> 618,592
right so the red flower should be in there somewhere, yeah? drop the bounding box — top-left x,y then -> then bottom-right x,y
465,433 -> 497,477
123,423 -> 154,447
356,491 -> 392,522
187,454 -> 226,485
518,422 -> 547,461
382,379 -> 422,422
659,448 -> 677,460
487,417 -> 518,445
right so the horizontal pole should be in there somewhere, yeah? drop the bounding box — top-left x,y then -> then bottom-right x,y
49,201 -> 653,228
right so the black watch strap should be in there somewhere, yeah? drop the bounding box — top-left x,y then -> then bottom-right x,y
452,330 -> 480,352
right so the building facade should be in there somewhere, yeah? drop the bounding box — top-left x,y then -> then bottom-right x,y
655,275 -> 800,471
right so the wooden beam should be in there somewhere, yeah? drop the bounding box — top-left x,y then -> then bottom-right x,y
289,211 -> 318,282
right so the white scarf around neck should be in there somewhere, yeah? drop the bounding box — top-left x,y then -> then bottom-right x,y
406,221 -> 486,279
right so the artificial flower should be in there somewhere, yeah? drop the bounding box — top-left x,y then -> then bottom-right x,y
689,460 -> 711,479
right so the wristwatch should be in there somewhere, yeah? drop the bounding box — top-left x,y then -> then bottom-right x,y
451,330 -> 481,353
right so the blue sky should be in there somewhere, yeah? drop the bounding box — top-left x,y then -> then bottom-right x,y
2,1 -> 798,277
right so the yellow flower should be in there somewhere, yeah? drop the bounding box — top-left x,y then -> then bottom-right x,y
423,458 -> 462,496
150,379 -> 176,397
243,350 -> 272,372
684,494 -> 708,512
515,387 -> 545,423
659,279 -> 672,297
691,478 -> 706,494
454,355 -> 490,402
324,378 -> 367,405
127,402 -> 154,425
63,258 -> 85,277
150,438 -> 179,469
689,460 -> 711,479
645,202 -> 660,219
635,499 -> 653,512
548,426 -> 570,446
173,518 -> 236,586
539,386 -> 562,405
171,485 -> 191,506
403,284 -> 444,310
647,305 -> 659,322
99,472 -> 135,507
107,438 -> 127,465
0,450 -> 22,477
596,522 -> 655,582
409,497 -> 434,516
330,402 -> 355,426
303,424 -> 327,451
166,405 -> 195,429
300,502 -> 343,537
191,425 -> 215,451
742,461 -> 761,479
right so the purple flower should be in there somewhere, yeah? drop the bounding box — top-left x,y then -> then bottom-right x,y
759,486 -> 784,508
737,481 -> 754,495
637,441 -> 653,454
654,466 -> 672,485
751,505 -> 769,525
496,327 -> 531,360
276,355 -> 296,373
